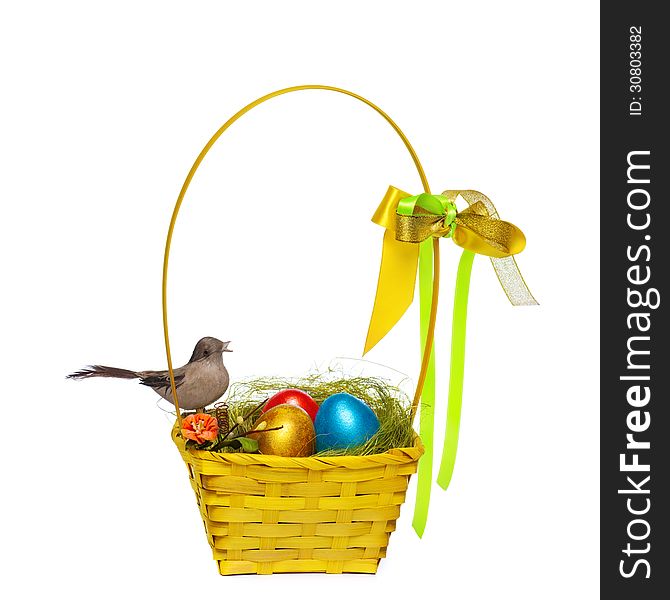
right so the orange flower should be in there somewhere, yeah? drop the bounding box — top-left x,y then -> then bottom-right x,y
182,413 -> 219,444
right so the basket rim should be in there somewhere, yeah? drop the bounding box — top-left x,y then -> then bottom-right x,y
172,421 -> 424,469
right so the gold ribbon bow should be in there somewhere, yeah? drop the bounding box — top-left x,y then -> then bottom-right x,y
364,186 -> 537,354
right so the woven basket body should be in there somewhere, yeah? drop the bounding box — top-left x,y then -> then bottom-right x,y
173,426 -> 423,575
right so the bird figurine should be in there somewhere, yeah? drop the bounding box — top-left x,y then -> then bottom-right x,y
68,336 -> 231,411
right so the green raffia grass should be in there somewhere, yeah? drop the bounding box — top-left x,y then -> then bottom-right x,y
206,372 -> 414,456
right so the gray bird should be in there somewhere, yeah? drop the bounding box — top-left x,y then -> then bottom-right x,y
67,336 -> 231,410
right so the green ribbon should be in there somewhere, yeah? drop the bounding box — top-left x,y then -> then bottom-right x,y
413,239 -> 436,537
394,194 -> 455,536
437,250 -> 474,490
395,193 -> 468,535
413,248 -> 474,534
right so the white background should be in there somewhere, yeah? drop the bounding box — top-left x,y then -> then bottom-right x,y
0,1 -> 599,598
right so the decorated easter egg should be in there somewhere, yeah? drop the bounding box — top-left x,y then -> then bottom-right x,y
314,393 -> 380,452
247,404 -> 315,456
262,389 -> 319,422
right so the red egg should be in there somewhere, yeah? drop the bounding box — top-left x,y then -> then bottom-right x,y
262,389 -> 319,422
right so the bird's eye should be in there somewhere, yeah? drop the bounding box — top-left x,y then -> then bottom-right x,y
203,350 -> 209,355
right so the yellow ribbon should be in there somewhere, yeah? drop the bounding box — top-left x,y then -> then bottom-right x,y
365,186 -> 536,354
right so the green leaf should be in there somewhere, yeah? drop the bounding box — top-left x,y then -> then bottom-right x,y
235,437 -> 259,453
208,436 -> 259,453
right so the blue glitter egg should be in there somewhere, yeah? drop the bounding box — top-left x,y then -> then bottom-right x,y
315,393 -> 380,452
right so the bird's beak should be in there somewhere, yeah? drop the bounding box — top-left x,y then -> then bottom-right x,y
223,341 -> 232,352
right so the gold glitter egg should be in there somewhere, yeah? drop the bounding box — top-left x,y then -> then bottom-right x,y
247,404 -> 315,457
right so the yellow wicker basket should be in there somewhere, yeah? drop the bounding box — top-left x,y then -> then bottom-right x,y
163,85 -> 435,575
173,426 -> 423,575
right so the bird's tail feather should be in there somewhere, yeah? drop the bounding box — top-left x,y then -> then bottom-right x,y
67,365 -> 139,380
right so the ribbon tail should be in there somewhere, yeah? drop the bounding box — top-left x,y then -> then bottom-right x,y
363,229 -> 419,354
437,250 -> 475,490
412,239 -> 435,537
491,256 -> 538,306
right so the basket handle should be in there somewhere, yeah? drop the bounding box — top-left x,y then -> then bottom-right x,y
161,85 -> 439,427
